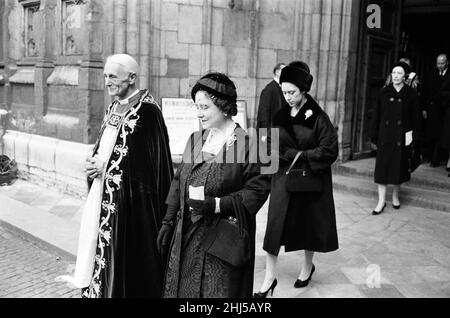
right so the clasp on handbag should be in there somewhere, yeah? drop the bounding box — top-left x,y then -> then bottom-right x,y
228,216 -> 237,224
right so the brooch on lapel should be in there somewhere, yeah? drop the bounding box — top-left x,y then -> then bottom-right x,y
226,133 -> 237,150
305,109 -> 313,120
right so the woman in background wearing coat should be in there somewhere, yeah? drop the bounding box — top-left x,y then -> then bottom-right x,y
370,62 -> 422,214
254,61 -> 339,297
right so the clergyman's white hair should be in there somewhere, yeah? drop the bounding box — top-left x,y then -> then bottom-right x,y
105,54 -> 139,75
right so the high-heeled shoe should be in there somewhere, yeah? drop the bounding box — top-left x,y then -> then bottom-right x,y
253,278 -> 278,298
294,264 -> 315,288
392,203 -> 400,209
372,203 -> 386,215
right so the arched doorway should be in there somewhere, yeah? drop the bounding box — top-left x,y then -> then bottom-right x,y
351,0 -> 450,159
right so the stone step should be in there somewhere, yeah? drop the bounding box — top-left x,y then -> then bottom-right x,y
332,174 -> 450,213
334,159 -> 450,192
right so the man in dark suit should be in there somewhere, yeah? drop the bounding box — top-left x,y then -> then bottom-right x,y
423,54 -> 450,167
256,63 -> 286,143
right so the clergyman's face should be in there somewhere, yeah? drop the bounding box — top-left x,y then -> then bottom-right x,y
103,62 -> 133,98
437,56 -> 448,72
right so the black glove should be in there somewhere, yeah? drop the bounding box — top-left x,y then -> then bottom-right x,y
218,195 -> 235,217
157,221 -> 174,255
284,148 -> 303,161
187,196 -> 216,215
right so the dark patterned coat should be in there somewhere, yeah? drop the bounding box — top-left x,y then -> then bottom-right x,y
263,95 -> 339,255
163,125 -> 271,298
370,84 -> 422,185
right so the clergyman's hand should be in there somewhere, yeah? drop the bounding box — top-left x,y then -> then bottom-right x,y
84,156 -> 104,180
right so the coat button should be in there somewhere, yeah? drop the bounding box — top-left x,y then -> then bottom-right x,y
398,98 -> 402,102
397,120 -> 401,125
385,120 -> 389,125
397,141 -> 401,146
389,97 -> 394,102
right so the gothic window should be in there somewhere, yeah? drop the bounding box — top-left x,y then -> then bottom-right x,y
62,0 -> 86,56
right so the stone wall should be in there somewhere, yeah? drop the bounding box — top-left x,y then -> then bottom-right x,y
0,0 -> 361,194
94,0 -> 360,157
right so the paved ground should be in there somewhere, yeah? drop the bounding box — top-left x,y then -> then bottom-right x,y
1,178 -> 450,298
0,224 -> 79,298
254,192 -> 450,298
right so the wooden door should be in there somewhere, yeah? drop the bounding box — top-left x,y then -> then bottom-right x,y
351,0 -> 402,159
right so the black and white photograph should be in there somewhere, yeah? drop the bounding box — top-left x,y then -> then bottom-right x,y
0,0 -> 449,306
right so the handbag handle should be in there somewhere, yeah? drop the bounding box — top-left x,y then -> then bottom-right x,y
286,151 -> 302,175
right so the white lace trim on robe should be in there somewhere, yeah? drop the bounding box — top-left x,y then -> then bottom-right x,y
56,125 -> 119,288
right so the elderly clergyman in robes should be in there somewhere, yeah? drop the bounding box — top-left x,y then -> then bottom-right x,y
57,54 -> 173,297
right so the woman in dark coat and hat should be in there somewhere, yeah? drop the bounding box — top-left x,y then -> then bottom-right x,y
157,72 -> 271,298
370,62 -> 422,214
254,61 -> 339,297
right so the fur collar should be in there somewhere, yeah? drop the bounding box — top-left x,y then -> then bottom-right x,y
274,94 -> 322,129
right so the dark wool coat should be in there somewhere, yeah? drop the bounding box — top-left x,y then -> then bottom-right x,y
256,80 -> 287,134
370,84 -> 422,185
263,95 -> 339,255
84,90 -> 174,298
443,107 -> 450,150
423,69 -> 450,142
163,125 -> 271,298
435,70 -> 450,150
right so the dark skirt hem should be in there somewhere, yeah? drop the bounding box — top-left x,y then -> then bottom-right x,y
263,245 -> 339,256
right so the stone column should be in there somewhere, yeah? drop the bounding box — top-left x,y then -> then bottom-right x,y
247,0 -> 260,128
338,0 -> 360,160
149,0 -> 162,99
126,0 -> 138,56
201,0 -> 212,75
34,0 -> 57,117
4,0 -> 19,112
0,0 -> 6,153
139,0 -> 151,89
114,0 -> 127,53
294,0 -> 359,160
80,0 -> 106,144
0,0 -> 6,110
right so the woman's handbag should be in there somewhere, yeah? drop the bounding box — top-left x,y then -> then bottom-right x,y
204,216 -> 250,268
285,152 -> 323,193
